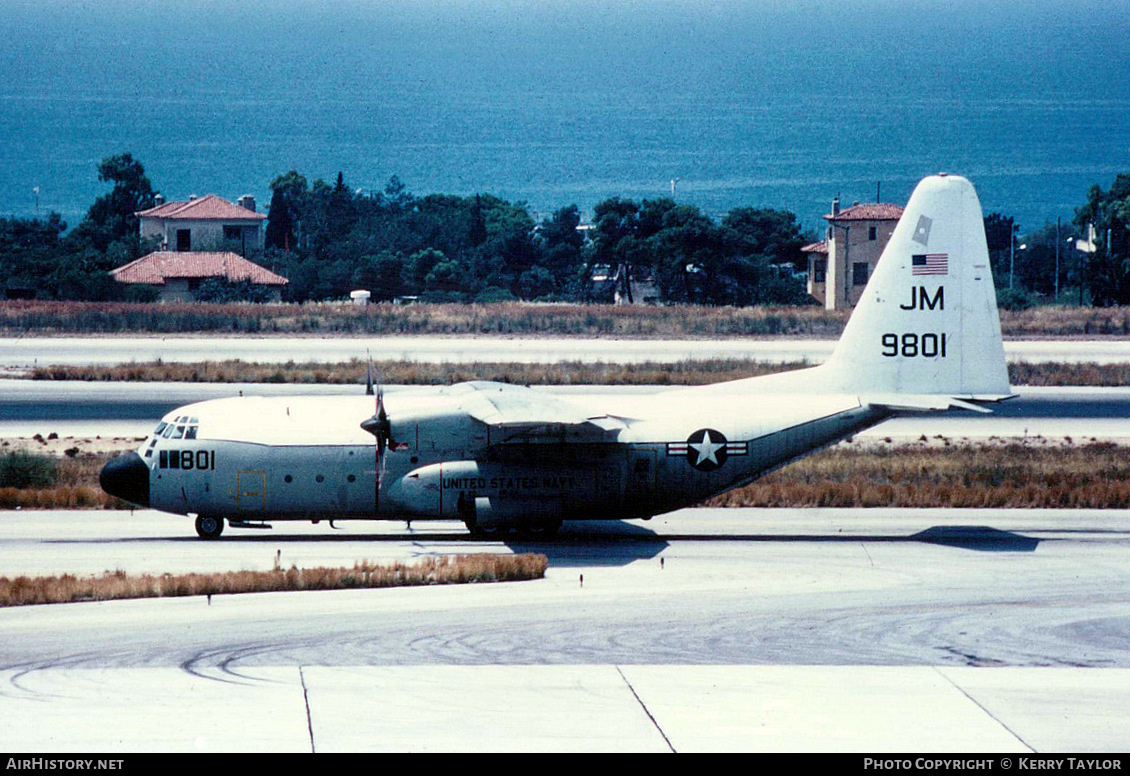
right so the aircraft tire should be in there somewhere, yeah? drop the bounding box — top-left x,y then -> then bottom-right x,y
195,515 -> 225,540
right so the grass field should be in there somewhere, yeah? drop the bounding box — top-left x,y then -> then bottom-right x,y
5,299 -> 1130,338
28,357 -> 1130,387
0,553 -> 549,607
4,441 -> 1127,512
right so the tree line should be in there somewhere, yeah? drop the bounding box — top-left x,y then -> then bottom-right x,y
0,154 -> 813,305
2,153 -> 1128,308
982,173 -> 1130,309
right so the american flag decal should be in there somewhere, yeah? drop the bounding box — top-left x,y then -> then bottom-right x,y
912,253 -> 948,276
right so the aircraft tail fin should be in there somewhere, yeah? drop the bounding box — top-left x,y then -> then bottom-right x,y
818,174 -> 1012,401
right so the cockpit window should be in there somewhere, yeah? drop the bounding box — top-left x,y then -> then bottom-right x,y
171,426 -> 186,439
185,426 -> 198,439
162,425 -> 175,438
154,422 -> 168,436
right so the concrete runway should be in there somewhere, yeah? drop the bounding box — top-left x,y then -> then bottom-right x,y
4,335 -> 1130,367
2,508 -> 1130,751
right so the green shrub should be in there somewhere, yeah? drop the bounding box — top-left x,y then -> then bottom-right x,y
0,451 -> 57,488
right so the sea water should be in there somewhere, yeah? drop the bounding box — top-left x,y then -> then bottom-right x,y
0,0 -> 1127,234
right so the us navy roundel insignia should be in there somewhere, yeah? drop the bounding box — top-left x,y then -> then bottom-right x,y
683,428 -> 728,471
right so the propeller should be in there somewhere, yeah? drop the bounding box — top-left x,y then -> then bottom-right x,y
360,372 -> 393,456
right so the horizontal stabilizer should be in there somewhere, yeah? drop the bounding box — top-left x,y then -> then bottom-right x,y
862,394 -> 1004,414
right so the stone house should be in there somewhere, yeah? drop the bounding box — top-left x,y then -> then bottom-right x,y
804,198 -> 904,310
136,194 -> 266,256
110,251 -> 288,302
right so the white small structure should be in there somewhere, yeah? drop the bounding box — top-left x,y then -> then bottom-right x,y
350,290 -> 372,306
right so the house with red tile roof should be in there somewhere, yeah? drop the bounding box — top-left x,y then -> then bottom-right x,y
136,193 -> 266,256
806,198 -> 905,310
111,251 -> 288,302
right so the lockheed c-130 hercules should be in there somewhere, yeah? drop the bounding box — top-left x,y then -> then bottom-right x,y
101,174 -> 1014,539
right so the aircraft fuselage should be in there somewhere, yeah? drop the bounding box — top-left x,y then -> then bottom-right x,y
105,389 -> 888,535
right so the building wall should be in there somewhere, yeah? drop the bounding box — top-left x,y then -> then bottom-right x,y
823,219 -> 898,310
157,278 -> 194,303
139,218 -> 264,255
155,277 -> 283,303
806,255 -> 827,306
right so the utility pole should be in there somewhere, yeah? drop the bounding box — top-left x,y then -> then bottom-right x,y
1009,222 -> 1016,289
1055,217 -> 1061,301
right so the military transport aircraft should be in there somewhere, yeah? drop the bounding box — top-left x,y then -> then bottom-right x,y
101,174 -> 1013,539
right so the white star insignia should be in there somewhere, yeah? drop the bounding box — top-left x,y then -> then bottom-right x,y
690,430 -> 725,467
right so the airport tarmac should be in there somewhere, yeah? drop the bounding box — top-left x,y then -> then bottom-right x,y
2,508 -> 1130,751
3,335 -> 1130,368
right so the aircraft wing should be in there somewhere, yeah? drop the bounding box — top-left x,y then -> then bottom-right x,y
454,381 -> 627,443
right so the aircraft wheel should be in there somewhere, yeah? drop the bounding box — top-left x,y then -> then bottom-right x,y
195,515 -> 225,540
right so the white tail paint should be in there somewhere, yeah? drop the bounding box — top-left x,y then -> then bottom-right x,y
820,174 -> 1010,400
688,174 -> 1013,406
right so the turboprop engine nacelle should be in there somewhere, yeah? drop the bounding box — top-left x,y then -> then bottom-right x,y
384,460 -> 582,525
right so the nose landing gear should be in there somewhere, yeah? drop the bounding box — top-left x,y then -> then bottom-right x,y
194,515 -> 225,540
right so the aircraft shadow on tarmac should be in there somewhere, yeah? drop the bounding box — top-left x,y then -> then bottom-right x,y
52,522 -> 1037,565
909,525 -> 1040,552
58,519 -> 670,568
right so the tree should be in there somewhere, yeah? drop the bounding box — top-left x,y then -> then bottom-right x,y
1076,173 -> 1130,305
264,170 -> 308,251
537,205 -> 584,293
721,208 -> 807,269
0,213 -> 67,296
983,212 -> 1016,288
72,153 -> 157,252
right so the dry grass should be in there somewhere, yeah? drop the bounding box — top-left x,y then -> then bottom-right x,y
0,553 -> 548,607
29,357 -> 1130,387
6,441 -> 1130,511
30,358 -> 805,386
0,300 -> 845,337
708,440 -> 1130,509
6,300 -> 1130,338
1000,306 -> 1130,337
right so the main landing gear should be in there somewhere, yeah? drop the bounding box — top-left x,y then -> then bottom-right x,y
194,515 -> 225,540
463,519 -> 562,540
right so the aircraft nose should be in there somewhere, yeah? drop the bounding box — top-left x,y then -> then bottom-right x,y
99,451 -> 150,507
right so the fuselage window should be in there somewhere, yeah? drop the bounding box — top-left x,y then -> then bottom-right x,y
315,474 -> 325,483
347,474 -> 356,483
284,475 -> 293,483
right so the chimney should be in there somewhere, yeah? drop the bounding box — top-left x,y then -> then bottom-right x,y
237,194 -> 256,212
153,193 -> 165,206
188,194 -> 197,201
831,197 -> 840,216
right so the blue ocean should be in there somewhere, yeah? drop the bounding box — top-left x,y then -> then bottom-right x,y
1,0 -> 1127,235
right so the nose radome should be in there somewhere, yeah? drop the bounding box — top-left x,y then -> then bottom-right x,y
99,451 -> 150,508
